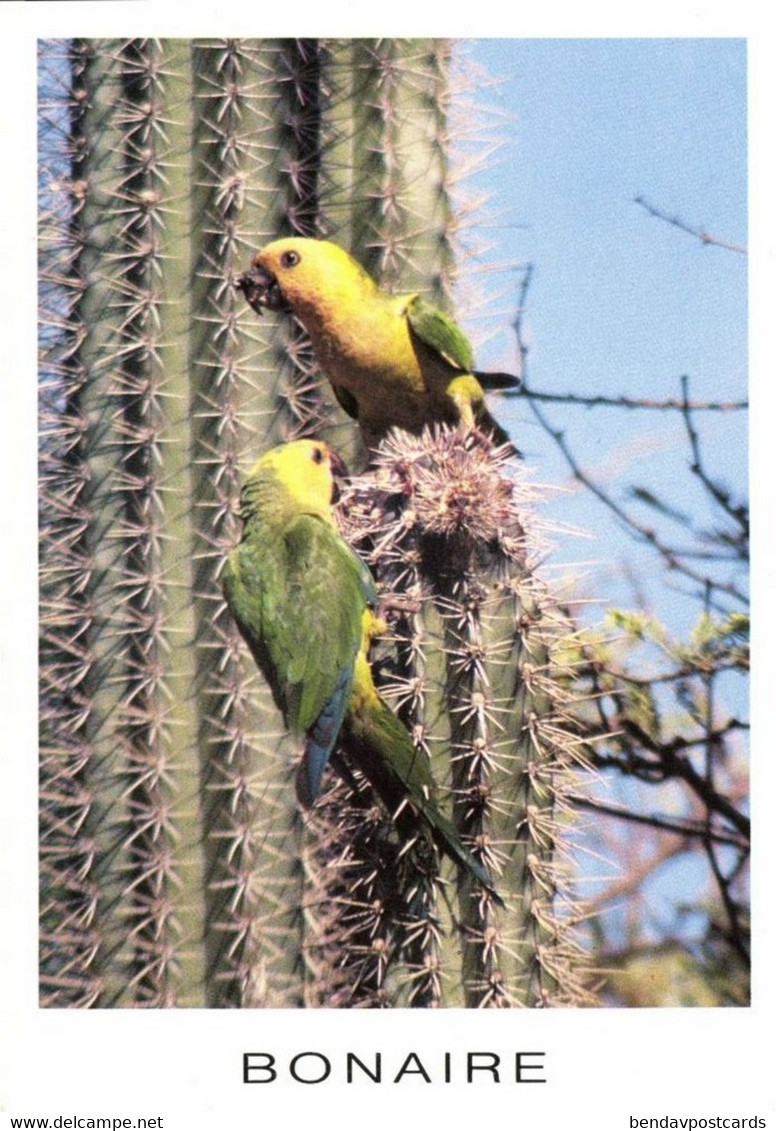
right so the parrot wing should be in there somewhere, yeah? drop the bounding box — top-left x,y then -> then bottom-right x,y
406,296 -> 475,372
281,515 -> 377,805
406,296 -> 521,391
224,513 -> 376,806
477,370 -> 522,391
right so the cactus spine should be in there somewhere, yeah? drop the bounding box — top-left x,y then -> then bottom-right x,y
39,38 -> 590,1007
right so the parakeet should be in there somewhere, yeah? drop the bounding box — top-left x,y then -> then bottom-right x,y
222,438 -> 502,904
237,238 -> 519,452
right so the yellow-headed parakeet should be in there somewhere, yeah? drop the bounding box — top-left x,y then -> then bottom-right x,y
237,238 -> 519,452
222,438 -> 502,904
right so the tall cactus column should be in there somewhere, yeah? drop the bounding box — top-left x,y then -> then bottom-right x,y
39,37 -> 335,1008
39,39 -> 213,1007
188,38 -> 328,1008
319,39 -> 456,298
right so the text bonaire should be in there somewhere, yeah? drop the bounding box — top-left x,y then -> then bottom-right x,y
243,1050 -> 547,1085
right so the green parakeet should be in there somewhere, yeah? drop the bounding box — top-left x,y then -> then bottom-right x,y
222,438 -> 502,905
237,237 -> 519,452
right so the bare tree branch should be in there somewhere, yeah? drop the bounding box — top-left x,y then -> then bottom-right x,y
635,196 -> 748,255
680,375 -> 750,538
569,793 -> 748,850
514,388 -> 747,412
509,240 -> 748,1000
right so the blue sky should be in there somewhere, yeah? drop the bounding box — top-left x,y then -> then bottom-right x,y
454,39 -> 747,627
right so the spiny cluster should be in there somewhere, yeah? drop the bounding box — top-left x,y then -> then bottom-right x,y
367,426 -> 525,544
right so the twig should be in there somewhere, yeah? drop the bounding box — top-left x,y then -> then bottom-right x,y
596,722 -> 751,841
513,388 -> 747,413
635,196 -> 747,255
680,375 -> 750,538
699,580 -> 751,963
525,392 -> 748,607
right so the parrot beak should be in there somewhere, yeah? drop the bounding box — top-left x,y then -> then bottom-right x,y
236,261 -> 290,314
327,449 -> 349,504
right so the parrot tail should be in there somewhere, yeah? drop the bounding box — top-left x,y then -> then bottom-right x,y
340,698 -> 504,907
475,369 -> 522,392
410,794 -> 505,907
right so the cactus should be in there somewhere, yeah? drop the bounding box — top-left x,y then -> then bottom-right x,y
39,37 -> 591,1007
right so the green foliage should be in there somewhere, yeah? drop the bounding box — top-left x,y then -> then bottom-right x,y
568,595 -> 749,1007
38,38 -> 591,1007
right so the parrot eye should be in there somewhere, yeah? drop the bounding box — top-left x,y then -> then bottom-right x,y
280,250 -> 300,269
310,446 -> 325,465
